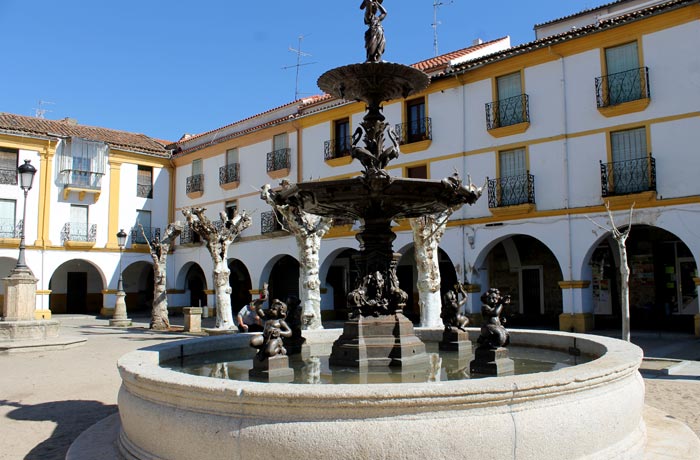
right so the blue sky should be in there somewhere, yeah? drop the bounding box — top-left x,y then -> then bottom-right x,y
0,0 -> 598,141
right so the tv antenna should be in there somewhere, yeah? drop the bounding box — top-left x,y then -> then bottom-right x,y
33,100 -> 55,118
282,34 -> 316,101
432,0 -> 454,56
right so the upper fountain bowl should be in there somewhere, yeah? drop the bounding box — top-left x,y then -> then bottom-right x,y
318,62 -> 430,105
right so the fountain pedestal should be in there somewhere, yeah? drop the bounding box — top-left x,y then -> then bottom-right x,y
329,313 -> 428,368
249,355 -> 294,383
470,346 -> 514,376
439,329 -> 472,357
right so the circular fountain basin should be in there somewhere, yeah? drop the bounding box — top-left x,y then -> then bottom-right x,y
117,329 -> 645,460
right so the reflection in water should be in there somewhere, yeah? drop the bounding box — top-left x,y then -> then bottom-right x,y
161,343 -> 593,385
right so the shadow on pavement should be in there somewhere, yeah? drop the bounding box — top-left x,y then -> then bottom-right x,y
1,399 -> 117,460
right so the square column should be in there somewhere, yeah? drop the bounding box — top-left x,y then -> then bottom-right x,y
558,280 -> 594,332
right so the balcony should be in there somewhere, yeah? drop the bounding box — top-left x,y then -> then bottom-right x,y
59,170 -> 104,202
266,148 -> 291,179
261,211 -> 284,234
486,94 -> 530,137
0,168 -> 17,185
180,225 -> 200,245
487,172 -> 536,216
61,222 -> 97,249
186,174 -> 204,198
0,218 -> 22,240
219,163 -> 240,189
595,67 -> 650,116
600,154 -> 656,203
394,118 -> 432,153
131,226 -> 161,245
324,137 -> 353,166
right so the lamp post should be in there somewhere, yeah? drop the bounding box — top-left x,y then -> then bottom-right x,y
15,159 -> 37,272
109,229 -> 132,326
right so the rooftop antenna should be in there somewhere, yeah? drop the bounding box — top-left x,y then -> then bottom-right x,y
282,34 -> 317,101
432,0 -> 454,57
33,100 -> 54,118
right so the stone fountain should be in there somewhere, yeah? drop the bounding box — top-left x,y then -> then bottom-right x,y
74,2 -> 700,459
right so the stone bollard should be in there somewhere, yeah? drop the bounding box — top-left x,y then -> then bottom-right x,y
183,307 -> 203,333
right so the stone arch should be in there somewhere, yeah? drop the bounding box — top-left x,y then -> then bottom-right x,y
473,234 -> 564,329
48,259 -> 106,314
260,255 -> 300,302
583,224 -> 698,332
228,258 -> 252,312
122,261 -> 154,313
321,247 -> 361,319
176,262 -> 207,308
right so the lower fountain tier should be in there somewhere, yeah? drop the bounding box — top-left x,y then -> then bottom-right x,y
329,313 -> 428,368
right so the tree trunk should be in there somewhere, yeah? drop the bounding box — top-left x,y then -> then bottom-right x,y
214,259 -> 234,329
298,233 -> 323,330
150,260 -> 170,330
410,211 -> 453,328
619,244 -> 631,342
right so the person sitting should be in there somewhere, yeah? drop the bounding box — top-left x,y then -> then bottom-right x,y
236,303 -> 263,333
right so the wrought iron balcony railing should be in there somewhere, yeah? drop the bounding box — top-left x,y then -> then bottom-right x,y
180,224 -> 200,244
186,174 -> 204,194
600,154 -> 656,197
595,67 -> 650,108
486,94 -> 530,130
59,170 -> 103,190
132,226 -> 161,244
137,183 -> 153,199
487,172 -> 536,208
267,148 -> 291,173
394,117 -> 433,145
61,222 -> 97,244
0,168 -> 17,185
219,163 -> 240,185
0,218 -> 22,238
324,137 -> 353,161
261,211 -> 285,234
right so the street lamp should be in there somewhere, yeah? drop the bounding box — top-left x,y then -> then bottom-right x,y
15,159 -> 37,271
110,228 -> 132,326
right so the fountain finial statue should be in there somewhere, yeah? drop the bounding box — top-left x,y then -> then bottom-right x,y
361,0 -> 387,62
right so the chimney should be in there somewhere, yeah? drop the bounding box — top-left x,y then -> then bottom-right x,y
472,38 -> 483,46
60,117 -> 78,125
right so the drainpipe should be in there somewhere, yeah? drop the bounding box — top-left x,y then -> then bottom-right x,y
549,46 -> 575,317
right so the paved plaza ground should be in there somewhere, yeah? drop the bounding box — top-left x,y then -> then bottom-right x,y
2,314 -> 700,460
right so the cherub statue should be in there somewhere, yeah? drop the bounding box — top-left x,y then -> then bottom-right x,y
441,283 -> 470,332
477,288 -> 511,349
250,298 -> 293,360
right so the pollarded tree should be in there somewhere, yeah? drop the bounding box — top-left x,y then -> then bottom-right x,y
261,181 -> 333,330
182,207 -> 252,329
588,201 -> 635,342
139,222 -> 183,330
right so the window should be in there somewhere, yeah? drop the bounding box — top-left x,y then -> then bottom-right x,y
492,148 -> 531,207
605,42 -> 641,105
494,72 -> 525,127
273,134 -> 288,152
406,98 -> 427,143
70,205 -> 89,241
135,209 -> 152,243
606,127 -> 651,195
225,201 -> 237,220
334,119 -> 351,156
187,159 -> 204,194
406,164 -> 427,179
220,148 -> 240,185
58,137 -> 107,189
137,165 -> 153,198
0,148 -> 18,185
0,199 -> 17,238
268,134 -> 291,173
